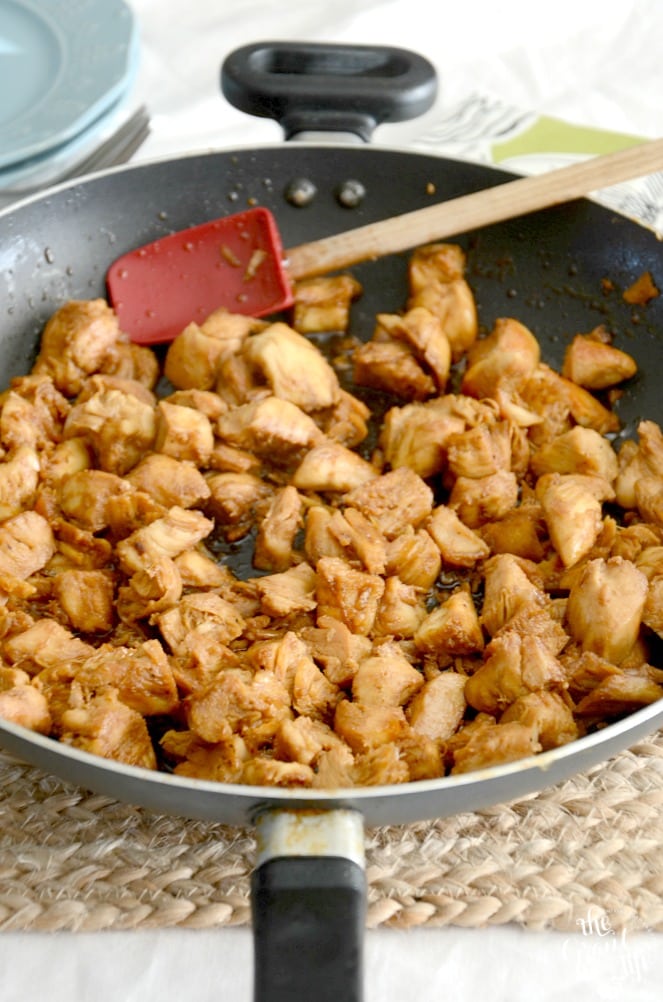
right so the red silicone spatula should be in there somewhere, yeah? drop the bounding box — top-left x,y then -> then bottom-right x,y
106,137 -> 663,345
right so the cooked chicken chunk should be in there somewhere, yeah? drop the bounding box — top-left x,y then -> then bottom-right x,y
126,453 -> 211,509
450,719 -> 541,774
373,575 -> 427,639
446,421 -> 513,480
462,317 -> 540,399
343,466 -> 434,540
154,400 -> 214,466
384,527 -> 441,590
0,446 -> 40,522
300,615 -> 372,688
116,507 -> 214,574
536,472 -> 614,568
116,555 -> 182,622
414,590 -> 484,663
379,399 -> 465,478
562,332 -> 637,389
334,699 -> 408,753
408,242 -> 467,289
0,375 -> 69,451
217,395 -> 324,463
326,508 -> 387,575
615,420 -> 663,510
352,340 -> 436,401
254,485 -> 304,572
58,469 -> 132,532
448,470 -> 519,529
465,631 -> 566,715
74,640 -> 179,717
32,299 -> 123,396
500,691 -> 578,750
530,425 -> 619,482
574,672 -> 663,717
164,310 -> 264,390
3,618 -> 93,674
205,471 -> 272,540
60,690 -> 157,770
51,569 -> 115,633
315,556 -> 385,636
426,505 -> 490,567
291,275 -> 362,334
351,643 -> 424,707
253,562 -> 318,618
566,557 -> 648,664
292,654 -> 340,721
406,670 -> 467,741
242,322 -> 340,410
291,439 -> 377,493
480,554 -> 548,637
185,669 -> 291,745
376,307 -> 451,390
156,592 -> 246,657
64,388 -> 156,475
0,511 -> 55,580
0,667 -> 52,734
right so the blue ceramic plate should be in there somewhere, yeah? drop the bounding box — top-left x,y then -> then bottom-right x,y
0,0 -> 139,169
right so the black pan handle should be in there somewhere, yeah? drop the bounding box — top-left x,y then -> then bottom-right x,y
251,808 -> 367,1002
221,41 -> 438,141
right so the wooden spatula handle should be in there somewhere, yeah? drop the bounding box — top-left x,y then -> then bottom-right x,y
285,137 -> 663,281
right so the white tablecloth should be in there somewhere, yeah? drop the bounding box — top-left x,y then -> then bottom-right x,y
2,1 -> 663,999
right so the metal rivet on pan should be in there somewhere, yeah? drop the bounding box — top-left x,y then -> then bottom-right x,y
284,177 -> 318,207
335,179 -> 366,208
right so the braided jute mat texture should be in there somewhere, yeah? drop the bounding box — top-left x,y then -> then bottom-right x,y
1,734 -> 663,936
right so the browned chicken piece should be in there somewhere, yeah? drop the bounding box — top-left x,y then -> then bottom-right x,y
0,666 -> 52,734
217,395 -> 325,463
315,556 -> 385,636
408,242 -> 467,289
480,553 -> 548,638
351,642 -> 424,707
274,715 -> 347,766
309,391 -> 368,454
126,453 -> 211,509
500,691 -> 578,750
352,340 -> 436,401
253,562 -> 318,618
241,757 -> 314,787
205,471 -> 272,541
491,602 -> 568,657
566,556 -> 648,664
32,299 -> 123,397
407,279 -> 478,362
492,384 -> 544,429
632,478 -> 663,528
292,439 -> 377,493
185,668 -> 292,744
58,469 -> 132,532
351,744 -> 409,786
614,526 -> 663,567
116,555 -> 182,622
536,472 -> 614,568
379,399 -> 465,478
334,699 -> 408,753
40,438 -> 93,485
163,732 -> 250,783
446,422 -> 513,480
242,322 -> 340,411
517,364 -> 573,446
104,488 -> 166,539
642,575 -> 663,637
64,388 -> 156,475
164,388 -> 228,422
451,719 -> 541,774
414,590 -> 484,664
376,308 -> 451,390
304,505 -> 348,566
559,648 -> 622,699
51,569 -> 115,633
291,275 -> 362,334
0,375 -> 69,451
311,744 -> 355,788
426,504 -> 490,567
116,507 -> 214,574
50,515 -> 114,570
3,618 -> 93,675
254,485 -> 304,572
154,400 -> 214,466
530,425 -> 619,483
156,591 -> 246,658
465,630 -> 567,715
385,527 -> 442,590
100,340 -> 160,389
623,270 -> 660,305
575,671 -> 663,718
615,420 -> 663,510
300,614 -> 372,688
248,630 -> 311,696
406,670 -> 467,741
397,729 -> 443,781
207,441 -> 262,475
563,377 -> 620,435
77,373 -> 156,408
343,466 -> 434,540
562,332 -> 637,390
0,511 -> 55,581
60,690 -> 157,770
0,446 -> 40,521
448,470 -> 519,529
479,504 -> 546,562
73,640 -> 179,717
327,508 -> 387,575
292,654 -> 341,721
462,317 -> 541,399
373,575 -> 427,639
164,310 -> 265,390
170,642 -> 242,698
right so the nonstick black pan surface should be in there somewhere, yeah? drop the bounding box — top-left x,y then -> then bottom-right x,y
1,142 -> 663,827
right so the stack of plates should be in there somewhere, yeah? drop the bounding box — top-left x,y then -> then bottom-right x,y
0,0 -> 140,193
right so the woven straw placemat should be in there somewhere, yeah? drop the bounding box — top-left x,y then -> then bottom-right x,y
1,734 -> 662,936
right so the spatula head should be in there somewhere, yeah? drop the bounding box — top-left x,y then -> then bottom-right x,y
106,206 -> 293,344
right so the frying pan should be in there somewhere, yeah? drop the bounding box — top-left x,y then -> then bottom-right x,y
2,41 -> 663,1002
